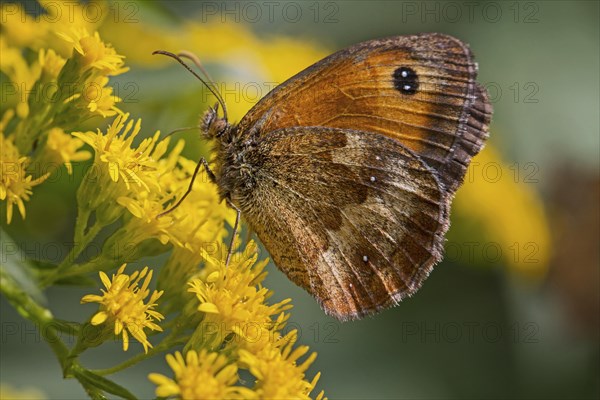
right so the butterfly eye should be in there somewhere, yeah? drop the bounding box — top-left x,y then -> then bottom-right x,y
393,67 -> 418,95
201,109 -> 215,132
214,119 -> 230,138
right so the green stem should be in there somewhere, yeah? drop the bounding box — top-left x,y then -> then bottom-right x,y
54,254 -> 115,282
92,331 -> 188,376
44,323 -> 72,374
40,222 -> 102,287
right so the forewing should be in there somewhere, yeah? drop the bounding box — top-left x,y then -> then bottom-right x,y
236,33 -> 492,195
242,127 -> 448,320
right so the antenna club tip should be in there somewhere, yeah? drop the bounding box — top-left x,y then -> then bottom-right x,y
153,50 -> 173,56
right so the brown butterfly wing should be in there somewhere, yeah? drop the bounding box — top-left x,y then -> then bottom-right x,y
236,33 -> 492,195
240,128 -> 448,320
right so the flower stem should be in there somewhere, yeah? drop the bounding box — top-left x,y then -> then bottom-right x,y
40,222 -> 103,287
92,330 -> 188,376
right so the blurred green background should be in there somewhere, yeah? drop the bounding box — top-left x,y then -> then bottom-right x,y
1,1 -> 598,399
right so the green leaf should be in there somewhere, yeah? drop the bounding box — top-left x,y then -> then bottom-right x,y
29,259 -> 59,270
52,319 -> 81,335
0,228 -> 46,305
73,367 -> 137,400
53,274 -> 97,286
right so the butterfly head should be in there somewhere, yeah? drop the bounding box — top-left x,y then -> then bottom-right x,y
201,103 -> 231,140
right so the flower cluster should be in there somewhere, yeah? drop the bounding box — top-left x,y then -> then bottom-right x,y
151,241 -> 324,399
0,0 -> 126,224
69,112 -> 323,396
0,132 -> 49,223
59,113 -> 233,283
0,2 -> 324,393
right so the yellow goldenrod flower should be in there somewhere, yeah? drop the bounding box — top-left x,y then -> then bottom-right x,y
148,349 -> 255,400
1,22 -> 128,150
0,134 -> 49,223
81,264 -> 164,353
239,331 -> 325,400
154,146 -> 235,310
74,113 -> 162,192
159,156 -> 234,253
116,190 -> 175,246
187,242 -> 292,349
42,127 -> 91,175
81,76 -> 122,117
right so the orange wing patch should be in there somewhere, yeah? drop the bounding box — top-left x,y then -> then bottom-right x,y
236,33 -> 491,194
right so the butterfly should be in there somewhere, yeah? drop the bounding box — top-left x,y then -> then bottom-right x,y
155,33 -> 492,321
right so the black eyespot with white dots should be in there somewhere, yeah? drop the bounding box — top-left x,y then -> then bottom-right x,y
393,67 -> 418,95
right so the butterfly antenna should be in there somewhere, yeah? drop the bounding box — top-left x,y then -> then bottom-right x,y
177,50 -> 226,110
153,50 -> 228,121
161,126 -> 201,140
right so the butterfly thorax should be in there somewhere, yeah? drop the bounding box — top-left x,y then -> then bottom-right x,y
214,130 -> 263,209
202,108 -> 263,208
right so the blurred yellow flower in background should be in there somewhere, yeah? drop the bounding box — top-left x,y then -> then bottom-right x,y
0,0 -> 104,56
38,48 -> 66,80
0,384 -> 45,400
0,36 -> 41,118
0,134 -> 49,223
43,127 -> 91,175
100,19 -> 328,121
452,145 -> 551,279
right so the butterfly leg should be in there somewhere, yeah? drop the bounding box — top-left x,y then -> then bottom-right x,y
157,157 -> 215,218
225,199 -> 241,268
